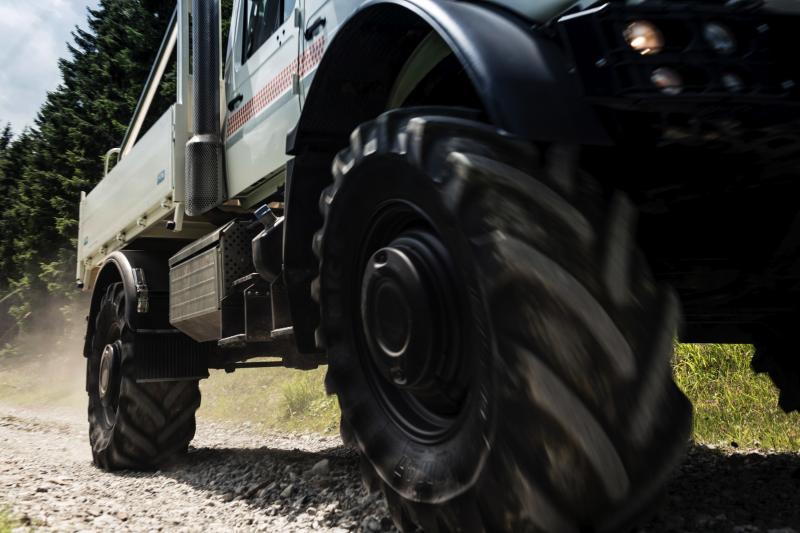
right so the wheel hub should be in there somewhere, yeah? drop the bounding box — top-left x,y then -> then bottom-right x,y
360,230 -> 459,391
98,342 -> 120,404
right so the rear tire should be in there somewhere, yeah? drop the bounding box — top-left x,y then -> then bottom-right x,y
86,282 -> 201,470
314,108 -> 692,531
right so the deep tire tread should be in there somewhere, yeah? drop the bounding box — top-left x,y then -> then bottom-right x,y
87,282 -> 201,471
315,108 -> 692,532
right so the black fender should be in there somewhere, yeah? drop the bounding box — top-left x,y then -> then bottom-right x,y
82,250 -> 171,357
284,0 -> 610,353
288,0 -> 609,153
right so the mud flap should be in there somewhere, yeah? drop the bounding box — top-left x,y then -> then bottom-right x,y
133,329 -> 213,382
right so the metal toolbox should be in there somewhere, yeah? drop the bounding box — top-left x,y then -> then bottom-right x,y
168,220 -> 256,341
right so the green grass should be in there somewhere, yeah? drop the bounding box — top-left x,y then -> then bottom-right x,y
1,330 -> 798,449
0,508 -> 19,533
198,365 -> 340,434
279,369 -> 340,432
674,343 -> 800,451
198,342 -> 800,448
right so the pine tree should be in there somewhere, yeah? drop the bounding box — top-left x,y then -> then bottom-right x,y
0,124 -> 11,152
0,0 -> 234,336
0,1 -> 177,328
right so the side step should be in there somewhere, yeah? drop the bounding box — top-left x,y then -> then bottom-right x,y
217,328 -> 294,348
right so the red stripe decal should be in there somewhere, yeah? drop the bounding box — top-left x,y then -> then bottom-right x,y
226,37 -> 326,139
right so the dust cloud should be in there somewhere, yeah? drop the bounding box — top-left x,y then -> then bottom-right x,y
0,296 -> 88,417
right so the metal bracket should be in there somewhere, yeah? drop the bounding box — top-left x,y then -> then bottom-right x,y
104,147 -> 121,177
166,201 -> 184,231
131,268 -> 149,314
292,73 -> 301,96
253,205 -> 278,230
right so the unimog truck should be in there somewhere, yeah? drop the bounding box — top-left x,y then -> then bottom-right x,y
76,0 -> 799,530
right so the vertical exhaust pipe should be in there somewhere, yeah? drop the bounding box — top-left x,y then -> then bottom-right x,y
185,0 -> 226,216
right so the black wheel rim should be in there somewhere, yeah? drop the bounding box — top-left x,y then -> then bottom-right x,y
356,201 -> 470,443
93,322 -> 122,429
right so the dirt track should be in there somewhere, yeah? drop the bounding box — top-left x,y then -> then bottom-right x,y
1,402 -> 799,532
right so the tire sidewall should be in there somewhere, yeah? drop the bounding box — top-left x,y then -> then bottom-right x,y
87,285 -> 125,457
321,156 -> 496,503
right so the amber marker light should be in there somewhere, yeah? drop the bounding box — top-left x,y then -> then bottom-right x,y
624,20 -> 665,55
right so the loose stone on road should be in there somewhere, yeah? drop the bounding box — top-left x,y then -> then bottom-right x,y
0,404 -> 394,532
1,404 -> 798,532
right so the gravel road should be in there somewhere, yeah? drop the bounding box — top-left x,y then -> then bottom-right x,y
0,404 -> 393,532
1,402 -> 799,532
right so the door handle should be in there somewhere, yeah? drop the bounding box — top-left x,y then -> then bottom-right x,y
304,17 -> 326,40
227,93 -> 244,111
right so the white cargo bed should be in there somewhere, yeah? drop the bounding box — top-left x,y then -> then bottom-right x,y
77,107 -> 179,285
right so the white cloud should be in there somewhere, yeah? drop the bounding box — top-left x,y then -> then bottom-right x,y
0,0 -> 99,134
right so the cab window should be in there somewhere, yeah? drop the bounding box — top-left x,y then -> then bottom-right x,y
242,0 -> 282,61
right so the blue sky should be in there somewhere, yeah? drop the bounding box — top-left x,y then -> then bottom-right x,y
0,0 -> 99,134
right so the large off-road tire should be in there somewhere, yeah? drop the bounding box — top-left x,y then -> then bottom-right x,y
86,282 -> 201,470
314,108 -> 692,532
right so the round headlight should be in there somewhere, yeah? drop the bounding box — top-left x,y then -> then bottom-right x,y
624,21 -> 664,55
651,67 -> 683,95
704,23 -> 736,55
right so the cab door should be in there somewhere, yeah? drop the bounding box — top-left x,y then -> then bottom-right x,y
224,0 -> 301,200
298,0 -> 359,104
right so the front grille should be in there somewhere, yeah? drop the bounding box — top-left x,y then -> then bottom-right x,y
558,1 -> 799,103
